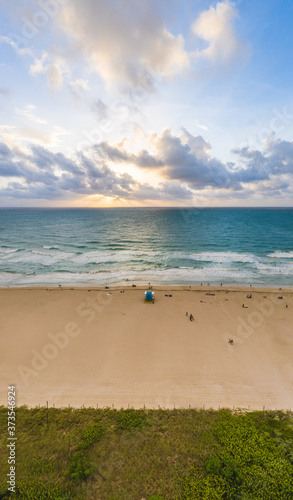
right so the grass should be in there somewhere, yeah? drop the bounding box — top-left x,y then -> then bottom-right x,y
0,407 -> 293,499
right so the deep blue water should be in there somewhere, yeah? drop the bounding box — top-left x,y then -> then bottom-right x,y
0,207 -> 292,287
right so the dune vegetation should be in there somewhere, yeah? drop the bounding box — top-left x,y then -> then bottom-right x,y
1,406 -> 293,499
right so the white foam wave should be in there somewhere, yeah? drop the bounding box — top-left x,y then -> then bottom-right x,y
0,266 -> 254,287
0,247 -> 262,266
267,251 -> 293,259
2,261 -> 292,287
0,247 -> 19,254
70,250 -> 259,265
32,250 -> 51,256
0,247 -> 291,286
70,250 -> 156,265
2,249 -> 75,265
254,263 -> 293,275
188,252 -> 258,264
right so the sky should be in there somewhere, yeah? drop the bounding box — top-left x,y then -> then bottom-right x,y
0,0 -> 293,207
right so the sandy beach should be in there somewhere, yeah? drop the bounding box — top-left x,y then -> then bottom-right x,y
1,285 -> 292,410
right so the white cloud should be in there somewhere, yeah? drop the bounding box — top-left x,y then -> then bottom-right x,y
0,123 -> 70,148
0,35 -> 33,56
68,78 -> 90,102
15,105 -> 48,124
70,79 -> 89,92
192,0 -> 248,64
57,0 -> 189,89
0,125 -> 53,145
45,63 -> 63,89
29,52 -> 65,89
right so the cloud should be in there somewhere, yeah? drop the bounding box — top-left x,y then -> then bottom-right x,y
97,129 -> 240,190
29,52 -> 65,89
6,0 -> 248,96
68,78 -> 89,102
57,0 -> 189,89
192,0 -> 248,64
233,136 -> 293,184
0,139 -> 191,202
0,35 -> 32,57
1,131 -> 293,203
96,129 -> 293,197
0,125 -> 54,146
15,105 -> 48,124
45,63 -> 63,89
95,141 -> 163,168
2,0 -> 250,103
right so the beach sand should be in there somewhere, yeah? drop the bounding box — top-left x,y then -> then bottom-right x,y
1,285 -> 292,410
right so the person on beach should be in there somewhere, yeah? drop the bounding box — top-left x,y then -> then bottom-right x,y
190,314 -> 194,321
228,339 -> 234,345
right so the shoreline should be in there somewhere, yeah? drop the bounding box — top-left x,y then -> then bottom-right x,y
1,286 -> 292,410
1,284 -> 293,292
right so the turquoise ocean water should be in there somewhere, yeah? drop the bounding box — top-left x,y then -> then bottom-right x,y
0,207 -> 292,287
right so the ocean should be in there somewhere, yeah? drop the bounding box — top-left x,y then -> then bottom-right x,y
0,207 -> 292,287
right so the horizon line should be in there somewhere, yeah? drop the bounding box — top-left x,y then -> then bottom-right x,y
0,206 -> 293,210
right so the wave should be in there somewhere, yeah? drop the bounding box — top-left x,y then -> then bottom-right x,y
32,250 -> 51,256
267,251 -> 293,259
2,249 -> 76,265
186,252 -> 258,264
0,247 -> 19,254
0,247 -> 292,287
1,263 -> 291,287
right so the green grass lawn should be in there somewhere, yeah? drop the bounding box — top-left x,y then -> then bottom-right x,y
1,406 -> 293,499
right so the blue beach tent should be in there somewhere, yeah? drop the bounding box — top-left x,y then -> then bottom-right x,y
144,291 -> 155,303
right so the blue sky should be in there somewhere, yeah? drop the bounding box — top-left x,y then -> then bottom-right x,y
0,0 -> 293,207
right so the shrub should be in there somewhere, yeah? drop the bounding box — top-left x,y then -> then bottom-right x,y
78,423 -> 104,450
67,451 -> 93,480
182,412 -> 293,499
116,409 -> 147,430
181,471 -> 226,499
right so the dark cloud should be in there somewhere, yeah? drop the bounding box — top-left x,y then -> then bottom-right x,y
151,129 -> 240,189
97,130 -> 240,190
96,130 -> 293,197
0,141 -> 13,158
1,132 -> 293,202
0,139 -> 189,202
30,145 -> 83,176
95,141 -> 163,167
92,99 -> 110,121
233,137 -> 293,185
